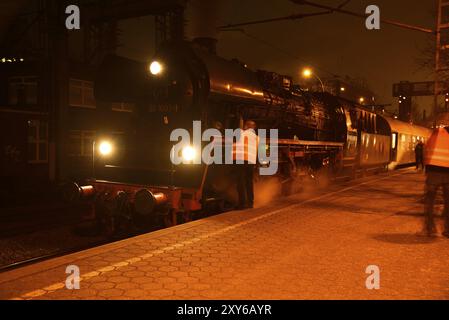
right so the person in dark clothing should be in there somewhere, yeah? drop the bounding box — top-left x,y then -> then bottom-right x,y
415,141 -> 424,171
424,166 -> 449,237
236,162 -> 255,209
233,120 -> 259,209
423,127 -> 449,237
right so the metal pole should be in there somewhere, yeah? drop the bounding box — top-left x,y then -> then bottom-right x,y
434,0 -> 443,127
92,140 -> 96,178
315,75 -> 325,92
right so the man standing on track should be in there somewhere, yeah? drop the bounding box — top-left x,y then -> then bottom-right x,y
422,126 -> 449,238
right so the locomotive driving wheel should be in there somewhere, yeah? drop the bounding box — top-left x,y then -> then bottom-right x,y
95,191 -> 132,238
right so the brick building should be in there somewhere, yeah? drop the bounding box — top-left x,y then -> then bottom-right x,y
0,0 -> 184,204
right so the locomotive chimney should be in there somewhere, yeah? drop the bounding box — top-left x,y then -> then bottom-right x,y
193,37 -> 218,54
186,0 -> 222,54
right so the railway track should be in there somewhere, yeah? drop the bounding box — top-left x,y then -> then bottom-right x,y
0,239 -> 113,273
0,203 -> 89,239
0,225 -> 160,273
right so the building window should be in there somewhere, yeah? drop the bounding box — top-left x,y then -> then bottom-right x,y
69,79 -> 96,108
9,76 -> 38,105
27,120 -> 48,163
112,102 -> 134,113
69,130 -> 96,157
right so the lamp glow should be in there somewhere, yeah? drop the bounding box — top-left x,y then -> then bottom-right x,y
99,141 -> 113,156
182,146 -> 196,162
149,61 -> 163,75
302,68 -> 313,78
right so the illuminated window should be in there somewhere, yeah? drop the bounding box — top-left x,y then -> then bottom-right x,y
112,102 -> 134,113
9,76 -> 38,105
392,133 -> 398,149
69,130 -> 96,157
69,79 -> 96,108
27,120 -> 48,163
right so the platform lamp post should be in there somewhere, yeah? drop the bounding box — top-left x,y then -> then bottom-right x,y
302,67 -> 325,92
92,140 -> 113,178
92,140 -> 96,178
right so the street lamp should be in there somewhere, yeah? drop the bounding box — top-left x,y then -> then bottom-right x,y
302,68 -> 313,78
149,60 -> 163,76
99,141 -> 113,156
301,67 -> 325,92
92,140 -> 114,178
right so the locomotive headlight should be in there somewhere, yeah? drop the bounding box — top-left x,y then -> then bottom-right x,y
302,68 -> 313,78
99,141 -> 113,156
149,60 -> 163,76
182,146 -> 196,162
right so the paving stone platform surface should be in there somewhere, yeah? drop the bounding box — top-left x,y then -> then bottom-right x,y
1,169 -> 448,300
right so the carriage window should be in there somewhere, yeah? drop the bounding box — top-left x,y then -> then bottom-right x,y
364,115 -> 368,132
392,133 -> 398,150
350,110 -> 357,129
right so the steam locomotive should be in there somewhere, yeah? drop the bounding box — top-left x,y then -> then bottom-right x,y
65,40 -> 432,235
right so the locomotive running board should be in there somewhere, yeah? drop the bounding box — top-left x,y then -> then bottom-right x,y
276,139 -> 344,148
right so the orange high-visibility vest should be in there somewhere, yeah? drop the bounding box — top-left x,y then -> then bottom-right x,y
233,129 -> 259,164
424,127 -> 449,168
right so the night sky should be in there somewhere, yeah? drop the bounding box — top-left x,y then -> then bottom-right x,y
118,0 -> 437,113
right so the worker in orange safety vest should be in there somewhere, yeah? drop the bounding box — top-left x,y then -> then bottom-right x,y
423,126 -> 449,237
233,120 -> 259,209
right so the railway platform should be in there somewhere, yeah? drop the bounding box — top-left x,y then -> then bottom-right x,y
1,169 -> 449,300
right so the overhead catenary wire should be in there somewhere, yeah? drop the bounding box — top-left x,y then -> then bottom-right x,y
220,28 -> 340,78
217,0 -> 354,30
217,11 -> 332,30
292,0 -> 434,34
209,11 -> 340,78
186,0 -> 345,79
